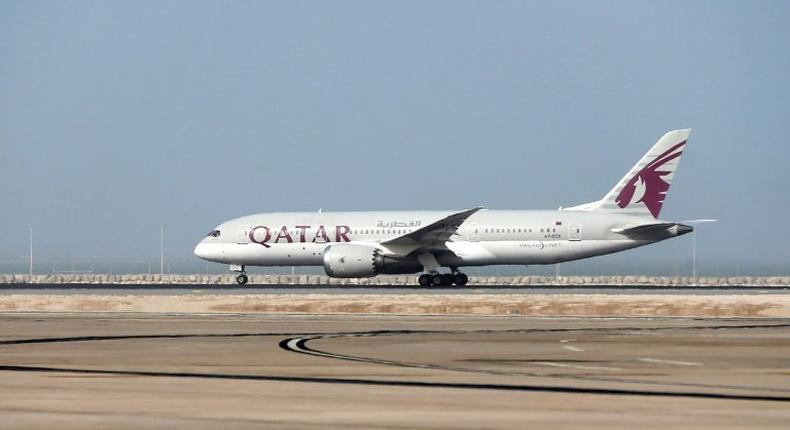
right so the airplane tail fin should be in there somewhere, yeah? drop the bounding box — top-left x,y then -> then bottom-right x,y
564,129 -> 691,219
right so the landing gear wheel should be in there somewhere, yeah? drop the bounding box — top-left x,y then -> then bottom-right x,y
236,274 -> 248,285
453,273 -> 469,286
431,274 -> 443,287
439,274 -> 454,286
418,274 -> 432,287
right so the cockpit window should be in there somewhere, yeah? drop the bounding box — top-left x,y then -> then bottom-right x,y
207,230 -> 221,238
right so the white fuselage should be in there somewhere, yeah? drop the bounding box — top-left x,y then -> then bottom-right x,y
194,209 -> 683,270
193,129 -> 695,284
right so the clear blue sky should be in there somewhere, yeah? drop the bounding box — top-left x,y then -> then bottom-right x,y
1,1 -> 788,269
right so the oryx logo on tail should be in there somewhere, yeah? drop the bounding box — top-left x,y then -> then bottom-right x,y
615,141 -> 686,218
562,129 -> 691,219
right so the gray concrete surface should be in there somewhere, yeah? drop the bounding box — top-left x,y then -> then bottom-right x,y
0,314 -> 788,429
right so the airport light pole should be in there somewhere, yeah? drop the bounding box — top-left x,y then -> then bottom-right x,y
684,219 -> 717,286
160,224 -> 164,276
692,229 -> 697,284
555,263 -> 560,285
29,227 -> 33,280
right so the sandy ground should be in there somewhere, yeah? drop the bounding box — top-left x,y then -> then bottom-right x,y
1,293 -> 789,317
0,313 -> 789,429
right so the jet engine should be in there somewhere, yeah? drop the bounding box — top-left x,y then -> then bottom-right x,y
322,243 -> 421,278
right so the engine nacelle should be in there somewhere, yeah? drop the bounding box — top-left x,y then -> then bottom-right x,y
322,243 -> 381,278
322,243 -> 422,278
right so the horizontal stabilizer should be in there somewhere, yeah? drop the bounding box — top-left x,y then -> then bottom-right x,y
612,222 -> 693,238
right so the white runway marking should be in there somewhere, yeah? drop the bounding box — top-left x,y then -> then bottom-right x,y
533,361 -> 622,371
638,358 -> 703,366
560,339 -> 584,352
563,345 -> 585,352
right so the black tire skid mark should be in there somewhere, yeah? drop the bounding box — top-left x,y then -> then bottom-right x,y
3,322 -> 789,346
0,323 -> 788,401
0,332 -> 322,346
279,324 -> 790,398
1,363 -> 789,402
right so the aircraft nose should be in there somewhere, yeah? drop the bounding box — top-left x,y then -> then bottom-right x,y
194,242 -> 209,260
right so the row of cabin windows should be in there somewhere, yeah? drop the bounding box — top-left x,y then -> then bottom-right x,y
483,227 -> 558,234
281,229 -> 413,236
342,227 -> 558,235
278,227 -> 559,237
352,229 -> 412,235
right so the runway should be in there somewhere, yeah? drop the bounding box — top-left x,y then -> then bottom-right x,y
2,283 -> 789,295
1,313 -> 789,429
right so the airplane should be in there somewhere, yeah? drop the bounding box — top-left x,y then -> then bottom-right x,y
195,129 -> 694,286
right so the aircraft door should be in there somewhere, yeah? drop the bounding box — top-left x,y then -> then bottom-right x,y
468,223 -> 480,242
237,226 -> 250,244
569,224 -> 582,241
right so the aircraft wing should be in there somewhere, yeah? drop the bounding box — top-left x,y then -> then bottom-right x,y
380,207 -> 483,253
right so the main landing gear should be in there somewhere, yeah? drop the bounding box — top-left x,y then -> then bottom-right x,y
415,254 -> 468,287
417,271 -> 469,287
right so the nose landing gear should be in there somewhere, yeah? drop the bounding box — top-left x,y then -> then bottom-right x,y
230,264 -> 248,285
